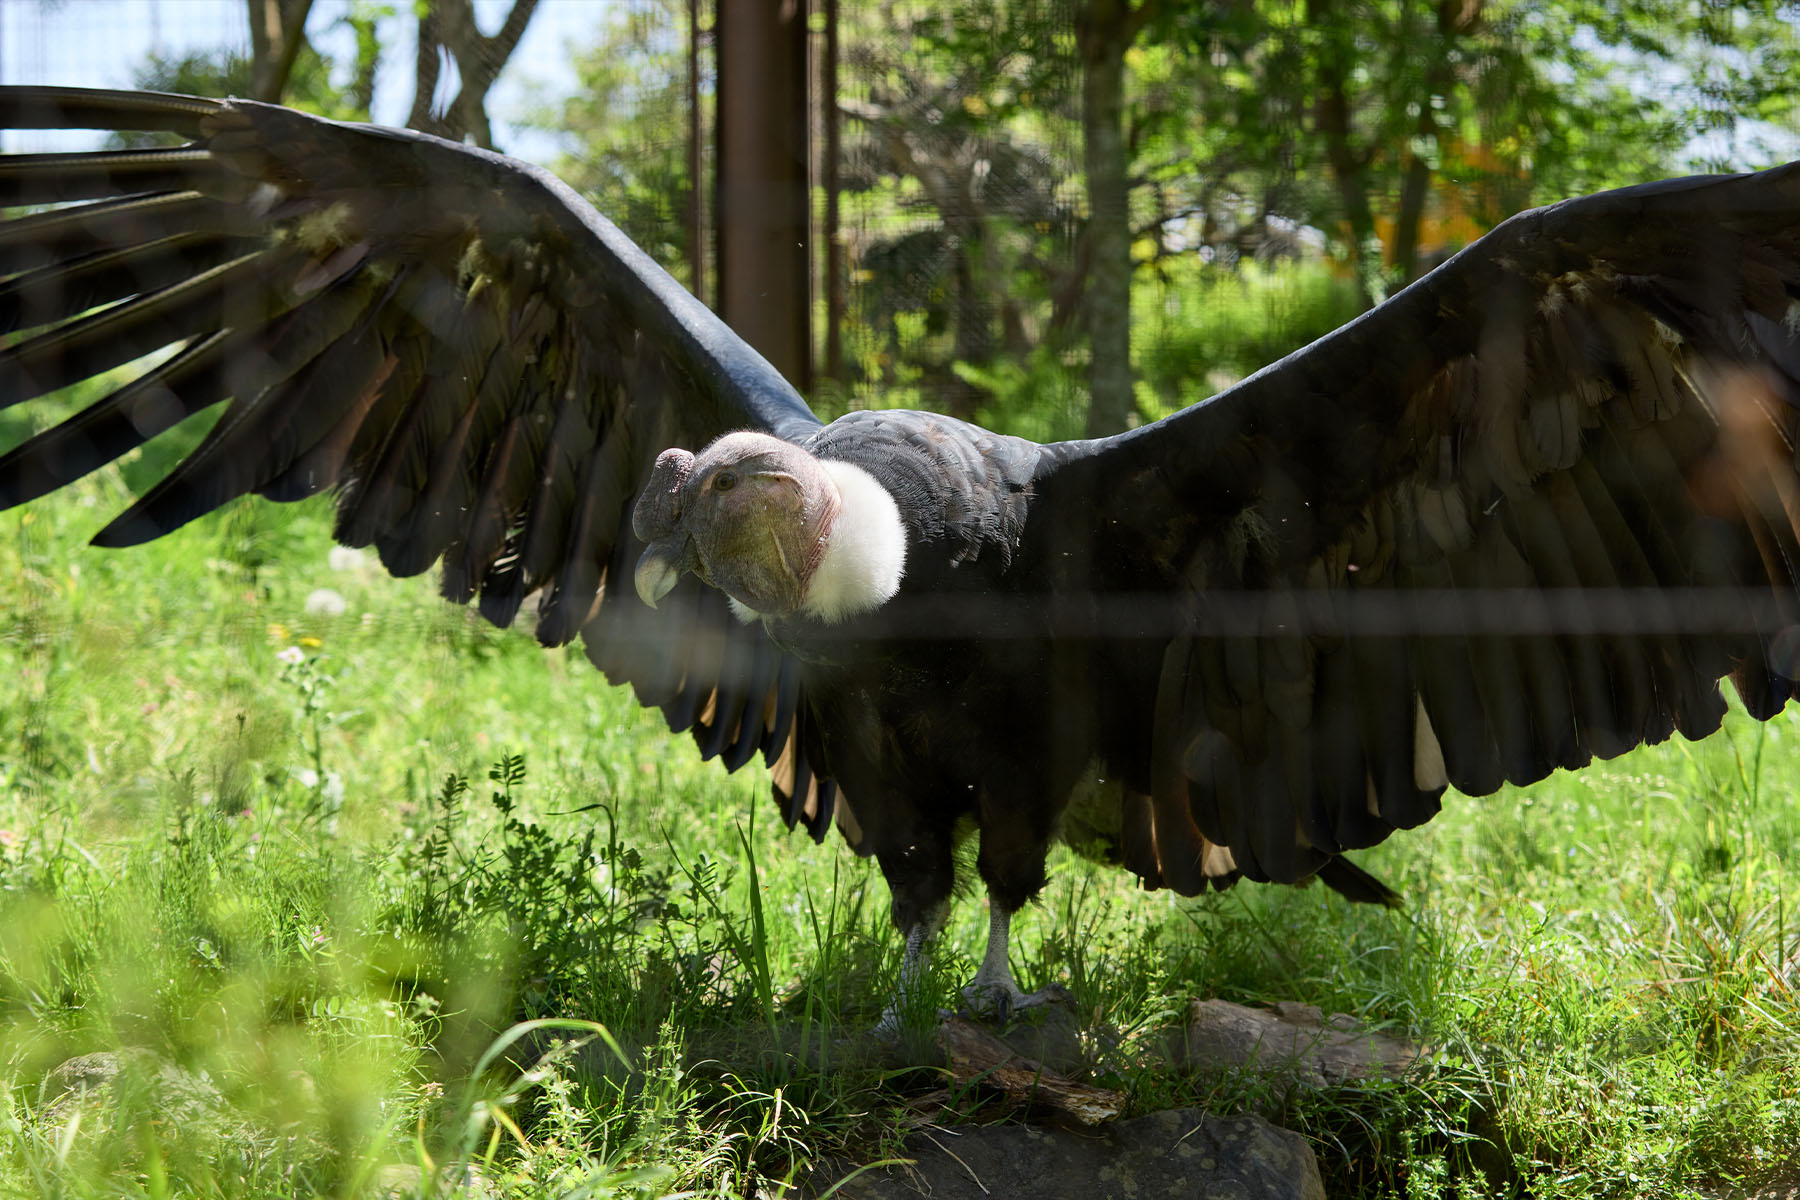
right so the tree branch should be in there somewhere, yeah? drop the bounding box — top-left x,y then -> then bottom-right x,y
407,5 -> 443,133
406,0 -> 540,148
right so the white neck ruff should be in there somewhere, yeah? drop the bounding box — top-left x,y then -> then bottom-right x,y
801,459 -> 908,622
727,458 -> 908,625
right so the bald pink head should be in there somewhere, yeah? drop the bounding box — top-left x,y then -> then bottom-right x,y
632,432 -> 841,618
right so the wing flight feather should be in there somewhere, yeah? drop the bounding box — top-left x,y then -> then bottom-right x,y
1034,160 -> 1800,888
0,86 -> 829,828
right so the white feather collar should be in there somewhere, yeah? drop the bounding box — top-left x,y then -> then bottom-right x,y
728,458 -> 908,625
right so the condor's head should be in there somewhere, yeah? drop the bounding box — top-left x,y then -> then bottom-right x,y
632,431 -> 907,623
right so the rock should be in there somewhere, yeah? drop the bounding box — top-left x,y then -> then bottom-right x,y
979,983 -> 1087,1073
371,1164 -> 428,1198
858,989 -> 1096,1084
1746,1161 -> 1800,1200
1163,999 -> 1420,1088
39,1048 -> 228,1129
809,1107 -> 1324,1200
372,1162 -> 495,1200
36,1047 -> 246,1164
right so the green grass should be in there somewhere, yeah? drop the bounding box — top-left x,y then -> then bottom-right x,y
2,414 -> 1798,1197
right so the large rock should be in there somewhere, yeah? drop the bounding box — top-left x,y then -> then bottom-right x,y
1165,999 -> 1420,1088
39,1048 -> 229,1128
974,983 -> 1088,1075
372,1162 -> 495,1200
810,1108 -> 1324,1200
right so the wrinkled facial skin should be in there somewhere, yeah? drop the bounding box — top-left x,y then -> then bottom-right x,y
633,432 -> 839,618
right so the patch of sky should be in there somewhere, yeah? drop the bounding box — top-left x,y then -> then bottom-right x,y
0,0 -> 592,165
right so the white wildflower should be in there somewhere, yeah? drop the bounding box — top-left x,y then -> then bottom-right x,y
277,645 -> 305,665
305,588 -> 348,616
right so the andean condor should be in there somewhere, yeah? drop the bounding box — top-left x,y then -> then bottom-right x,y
4,87 -> 1800,1019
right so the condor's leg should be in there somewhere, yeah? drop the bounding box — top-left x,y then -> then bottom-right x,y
963,789 -> 1060,1021
872,818 -> 956,1034
875,899 -> 947,1035
962,900 -> 1029,1020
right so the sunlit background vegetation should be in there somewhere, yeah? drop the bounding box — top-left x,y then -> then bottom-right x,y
3,1 -> 1800,1195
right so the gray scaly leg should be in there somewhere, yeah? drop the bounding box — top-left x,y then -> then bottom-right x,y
959,902 -> 1030,1022
876,909 -> 942,1037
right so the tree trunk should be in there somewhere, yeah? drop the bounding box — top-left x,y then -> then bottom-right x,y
840,94 -> 996,419
687,0 -> 707,306
1309,0 -> 1381,307
407,7 -> 443,132
341,5 -> 381,116
822,0 -> 845,384
1392,152 -> 1432,285
1080,0 -> 1136,437
1392,0 -> 1479,285
245,0 -> 314,103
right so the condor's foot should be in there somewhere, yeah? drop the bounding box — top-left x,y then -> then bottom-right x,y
958,978 -> 1069,1025
954,904 -> 1069,1025
958,975 -> 1028,1023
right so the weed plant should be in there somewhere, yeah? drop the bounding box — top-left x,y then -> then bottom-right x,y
2,326 -> 1798,1197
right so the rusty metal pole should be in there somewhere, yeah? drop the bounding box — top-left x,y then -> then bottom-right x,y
714,0 -> 811,392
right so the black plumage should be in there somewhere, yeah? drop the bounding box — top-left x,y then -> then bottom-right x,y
6,87 -> 1800,1013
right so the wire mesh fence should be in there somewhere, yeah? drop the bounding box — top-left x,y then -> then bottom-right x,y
4,0 -> 1798,436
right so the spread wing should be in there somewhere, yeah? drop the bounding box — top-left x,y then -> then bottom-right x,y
0,86 -> 836,831
1030,161 -> 1800,893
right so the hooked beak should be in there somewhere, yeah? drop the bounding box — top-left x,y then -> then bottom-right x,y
634,535 -> 697,609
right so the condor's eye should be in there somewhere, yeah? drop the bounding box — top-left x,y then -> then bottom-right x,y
713,470 -> 737,492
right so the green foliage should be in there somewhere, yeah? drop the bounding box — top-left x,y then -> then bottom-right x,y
130,11 -> 383,127
943,255 -> 1366,437
1133,257 -> 1366,416
500,0 -> 1797,434
538,0 -> 703,287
